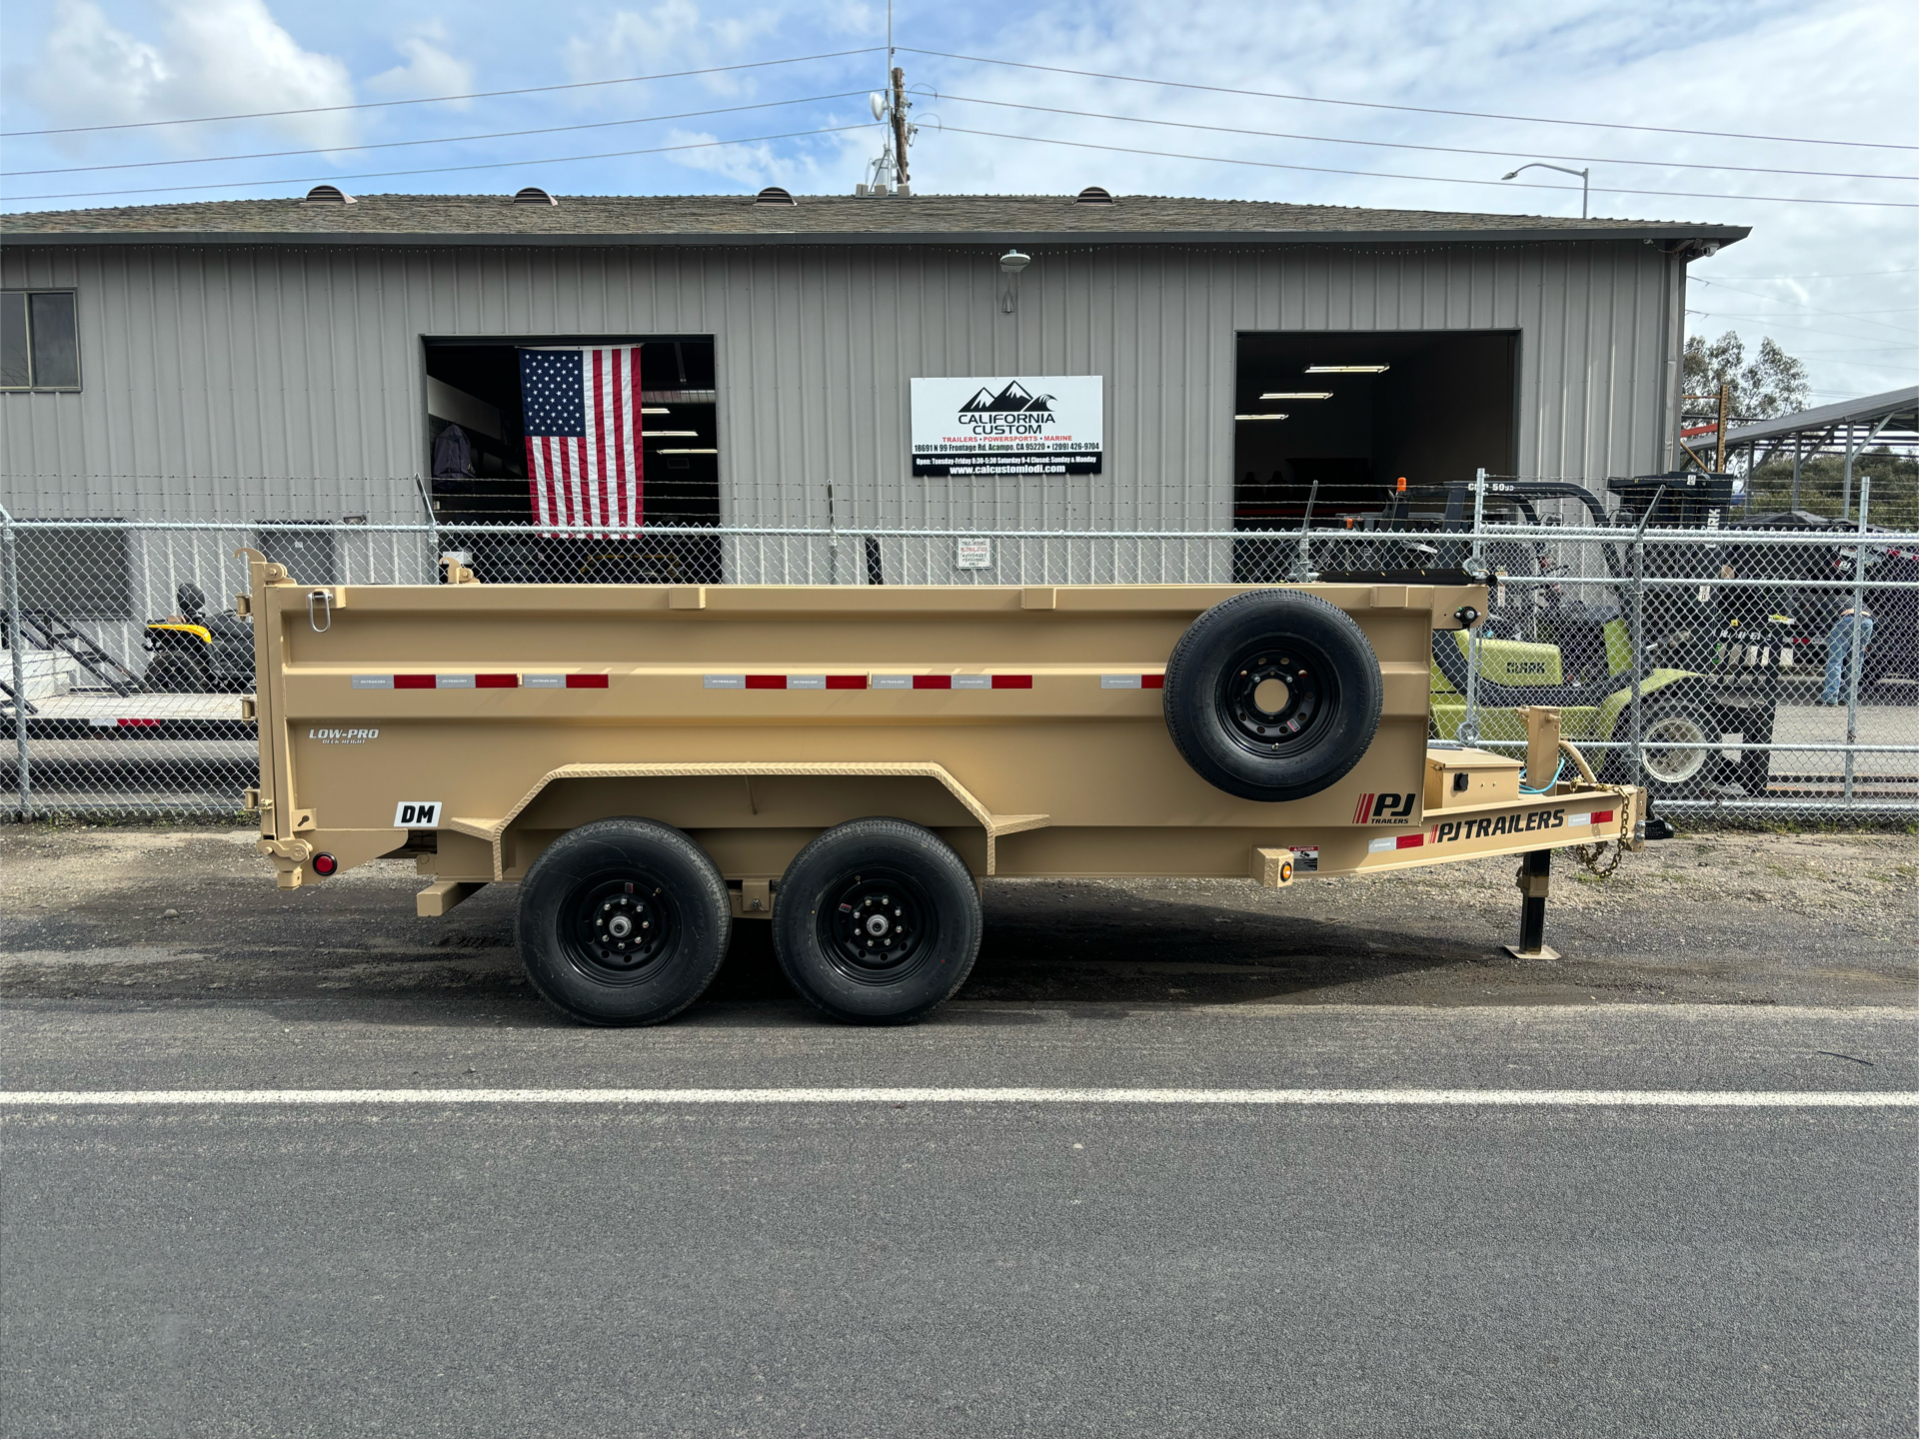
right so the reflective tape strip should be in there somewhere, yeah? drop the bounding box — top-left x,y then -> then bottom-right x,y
476,674 -> 518,689
1144,674 -> 1165,690
787,675 -> 826,690
1368,834 -> 1425,853
1591,809 -> 1616,824
352,675 -> 393,689
1566,810 -> 1615,827
872,675 -> 912,690
566,674 -> 609,689
703,675 -> 744,689
745,675 -> 786,690
912,675 -> 951,690
826,675 -> 867,690
524,675 -> 565,689
394,675 -> 435,690
952,675 -> 991,690
992,675 -> 1033,689
1101,674 -> 1165,689
118,718 -> 160,728
435,675 -> 475,689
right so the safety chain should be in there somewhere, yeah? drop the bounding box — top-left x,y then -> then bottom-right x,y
1570,841 -> 1624,878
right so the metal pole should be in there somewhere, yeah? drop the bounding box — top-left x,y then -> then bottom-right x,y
1841,424 -> 1856,520
1843,478 -> 1870,801
826,480 -> 840,585
1462,468 -> 1488,746
1628,484 -> 1667,794
1790,435 -> 1802,512
1,507 -> 32,820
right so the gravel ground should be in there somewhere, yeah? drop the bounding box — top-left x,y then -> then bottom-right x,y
2,822 -> 1913,1014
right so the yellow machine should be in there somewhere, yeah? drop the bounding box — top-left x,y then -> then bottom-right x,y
239,551 -> 1649,1026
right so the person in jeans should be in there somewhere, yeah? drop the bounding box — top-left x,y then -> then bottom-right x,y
1822,601 -> 1874,705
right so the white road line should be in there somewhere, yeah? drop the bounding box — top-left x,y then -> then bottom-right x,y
1,1088 -> 1915,1108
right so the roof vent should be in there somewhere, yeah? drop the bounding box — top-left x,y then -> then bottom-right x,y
1075,186 -> 1116,204
301,184 -> 355,205
513,186 -> 557,205
754,186 -> 797,206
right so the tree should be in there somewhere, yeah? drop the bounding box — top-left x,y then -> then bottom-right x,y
1683,331 -> 1811,421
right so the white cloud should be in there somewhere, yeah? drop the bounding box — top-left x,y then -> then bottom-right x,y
22,0 -> 356,154
367,23 -> 475,110
564,0 -> 783,95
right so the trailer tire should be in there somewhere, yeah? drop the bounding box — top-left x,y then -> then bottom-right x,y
515,817 -> 731,1026
1163,589 -> 1383,802
772,818 -> 981,1024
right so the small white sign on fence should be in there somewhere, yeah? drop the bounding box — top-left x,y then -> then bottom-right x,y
956,537 -> 993,570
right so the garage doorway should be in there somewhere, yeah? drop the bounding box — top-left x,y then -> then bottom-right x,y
422,335 -> 720,582
1233,331 -> 1516,576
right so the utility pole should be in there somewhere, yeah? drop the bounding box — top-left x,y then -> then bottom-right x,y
891,66 -> 911,188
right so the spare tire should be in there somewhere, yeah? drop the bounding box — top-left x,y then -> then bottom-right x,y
1163,589 -> 1383,802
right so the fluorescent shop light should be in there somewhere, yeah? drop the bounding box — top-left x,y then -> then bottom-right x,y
1260,392 -> 1334,400
1234,413 -> 1289,421
1305,365 -> 1389,374
657,448 -> 719,454
645,431 -> 700,438
641,407 -> 670,414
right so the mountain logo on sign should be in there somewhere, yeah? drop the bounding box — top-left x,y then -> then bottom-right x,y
958,381 -> 1055,417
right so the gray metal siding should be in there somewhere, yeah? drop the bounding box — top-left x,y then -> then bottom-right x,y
2,238 -> 1678,524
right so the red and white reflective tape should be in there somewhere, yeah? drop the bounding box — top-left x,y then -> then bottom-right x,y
1100,674 -> 1165,690
90,717 -> 161,728
704,674 -> 1035,691
1367,833 -> 1425,854
1565,809 -> 1616,827
352,674 -> 605,690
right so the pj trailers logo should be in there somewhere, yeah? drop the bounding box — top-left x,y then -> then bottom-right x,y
1354,792 -> 1417,824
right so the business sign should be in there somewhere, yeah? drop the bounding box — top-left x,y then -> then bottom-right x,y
910,376 -> 1103,476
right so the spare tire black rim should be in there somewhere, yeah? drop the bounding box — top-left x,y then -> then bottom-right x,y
819,868 -> 936,983
561,873 -> 678,983
1221,641 -> 1334,755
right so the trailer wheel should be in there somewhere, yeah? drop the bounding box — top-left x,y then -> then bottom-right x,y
772,818 -> 982,1024
1162,589 -> 1383,802
515,817 -> 731,1026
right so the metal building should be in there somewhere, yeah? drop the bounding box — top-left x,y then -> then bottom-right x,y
3,188 -> 1745,553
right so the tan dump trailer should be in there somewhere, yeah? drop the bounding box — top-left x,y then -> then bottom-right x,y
239,551 -> 1652,1025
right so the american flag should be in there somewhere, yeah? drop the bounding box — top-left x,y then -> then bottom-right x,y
518,346 -> 644,534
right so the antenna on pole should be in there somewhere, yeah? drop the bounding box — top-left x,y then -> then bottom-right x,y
857,0 -> 914,195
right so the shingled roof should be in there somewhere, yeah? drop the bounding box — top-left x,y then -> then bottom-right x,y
1,191 -> 1748,248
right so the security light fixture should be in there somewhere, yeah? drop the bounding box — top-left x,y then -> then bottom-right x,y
1234,413 -> 1289,421
999,250 -> 1031,314
1305,365 -> 1389,374
1261,392 -> 1334,400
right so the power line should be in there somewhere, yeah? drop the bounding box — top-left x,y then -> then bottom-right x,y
1700,269 -> 1919,280
2,126 -> 870,203
932,124 -> 1920,208
0,93 -> 869,177
935,92 -> 1917,182
1694,278 -> 1920,334
904,47 -> 1919,152
0,49 -> 883,138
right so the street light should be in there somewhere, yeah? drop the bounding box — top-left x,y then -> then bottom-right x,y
1500,162 -> 1590,219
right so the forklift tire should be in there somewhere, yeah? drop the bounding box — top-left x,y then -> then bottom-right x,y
771,818 -> 982,1025
515,817 -> 731,1026
1162,589 -> 1383,802
1633,698 -> 1717,800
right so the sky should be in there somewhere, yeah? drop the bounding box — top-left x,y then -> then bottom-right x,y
1,0 -> 1914,403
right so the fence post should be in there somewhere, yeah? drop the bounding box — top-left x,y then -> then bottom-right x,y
1,508 -> 32,821
1627,485 -> 1667,796
1843,477 -> 1871,802
1460,469 -> 1487,746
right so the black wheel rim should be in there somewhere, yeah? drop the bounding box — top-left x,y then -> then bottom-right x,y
557,870 -> 680,984
815,866 -> 938,985
1218,639 -> 1337,758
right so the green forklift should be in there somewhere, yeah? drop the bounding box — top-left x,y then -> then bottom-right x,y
1333,477 -> 1786,801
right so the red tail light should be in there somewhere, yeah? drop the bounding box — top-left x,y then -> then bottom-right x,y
311,853 -> 339,877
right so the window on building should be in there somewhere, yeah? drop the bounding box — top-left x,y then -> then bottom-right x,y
0,291 -> 81,391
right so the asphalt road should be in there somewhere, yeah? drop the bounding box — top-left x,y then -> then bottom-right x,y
5,1002 -> 1916,1439
4,826 -> 1917,1437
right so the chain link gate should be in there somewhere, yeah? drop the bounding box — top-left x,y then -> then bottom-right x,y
3,497 -> 1914,822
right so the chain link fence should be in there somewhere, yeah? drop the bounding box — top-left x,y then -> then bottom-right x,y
4,495 -> 1915,823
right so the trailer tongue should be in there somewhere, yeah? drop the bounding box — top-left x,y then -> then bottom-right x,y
239,551 -> 1648,1024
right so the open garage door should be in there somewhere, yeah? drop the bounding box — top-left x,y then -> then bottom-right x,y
1233,331 -> 1516,578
